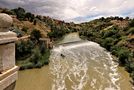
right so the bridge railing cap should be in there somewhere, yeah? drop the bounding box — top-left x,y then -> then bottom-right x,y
0,13 -> 13,32
0,13 -> 17,44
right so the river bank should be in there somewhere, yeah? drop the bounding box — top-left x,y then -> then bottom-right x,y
16,49 -> 50,70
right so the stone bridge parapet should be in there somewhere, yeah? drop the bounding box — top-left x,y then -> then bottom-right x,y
0,13 -> 19,90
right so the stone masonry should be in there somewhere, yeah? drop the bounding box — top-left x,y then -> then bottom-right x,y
0,13 -> 19,90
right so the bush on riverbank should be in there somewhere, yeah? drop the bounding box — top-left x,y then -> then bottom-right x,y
18,49 -> 50,70
15,28 -> 50,70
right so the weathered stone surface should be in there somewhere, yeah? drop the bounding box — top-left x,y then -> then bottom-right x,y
0,13 -> 18,90
0,31 -> 17,44
0,71 -> 18,90
0,13 -> 13,32
0,31 -> 17,72
0,43 -> 15,72
0,66 -> 19,81
4,81 -> 16,90
0,13 -> 13,28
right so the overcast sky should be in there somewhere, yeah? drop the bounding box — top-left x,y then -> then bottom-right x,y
0,0 -> 134,23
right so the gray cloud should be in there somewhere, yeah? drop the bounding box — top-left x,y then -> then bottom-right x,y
0,0 -> 134,23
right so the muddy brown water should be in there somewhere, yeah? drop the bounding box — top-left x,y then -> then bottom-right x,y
15,66 -> 132,90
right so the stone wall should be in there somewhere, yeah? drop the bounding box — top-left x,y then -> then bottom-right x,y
0,13 -> 19,90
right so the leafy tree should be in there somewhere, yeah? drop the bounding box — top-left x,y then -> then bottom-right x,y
25,12 -> 34,22
11,7 -> 26,20
22,27 -> 28,33
125,17 -> 129,20
129,19 -> 134,27
102,27 -> 118,38
30,29 -> 41,42
102,37 -> 114,51
16,40 -> 34,59
115,47 -> 132,65
30,48 -> 41,65
127,27 -> 134,34
33,19 -> 37,25
39,42 -> 46,55
36,15 -> 42,20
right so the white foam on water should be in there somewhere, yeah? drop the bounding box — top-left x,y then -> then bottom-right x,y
107,52 -> 120,90
105,87 -> 116,90
50,47 -> 89,90
53,41 -> 102,52
50,41 -> 121,90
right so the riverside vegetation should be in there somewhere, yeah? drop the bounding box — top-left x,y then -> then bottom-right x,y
0,7 -> 134,83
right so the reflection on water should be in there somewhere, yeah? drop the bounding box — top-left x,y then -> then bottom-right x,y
15,33 -> 132,90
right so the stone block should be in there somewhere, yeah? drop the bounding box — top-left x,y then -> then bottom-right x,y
0,71 -> 18,90
0,43 -> 15,72
0,31 -> 17,73
0,13 -> 18,90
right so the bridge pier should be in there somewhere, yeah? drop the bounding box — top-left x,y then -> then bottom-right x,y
0,13 -> 19,90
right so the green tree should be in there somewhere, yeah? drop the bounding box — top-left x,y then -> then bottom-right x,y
129,19 -> 134,27
102,37 -> 114,51
127,27 -> 134,34
33,19 -> 37,25
25,12 -> 34,22
30,29 -> 41,42
22,27 -> 28,33
12,7 -> 26,20
39,42 -> 46,55
30,48 -> 41,65
118,48 -> 131,65
16,40 -> 34,59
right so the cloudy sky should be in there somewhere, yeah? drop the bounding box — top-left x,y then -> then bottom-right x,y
0,0 -> 134,23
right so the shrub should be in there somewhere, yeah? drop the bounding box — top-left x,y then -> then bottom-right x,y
129,19 -> 134,27
16,40 -> 34,59
102,28 -> 118,38
33,19 -> 37,25
12,27 -> 24,37
19,63 -> 34,70
39,42 -> 46,55
117,47 -> 131,65
102,37 -> 114,51
22,27 -> 28,33
25,12 -> 34,22
35,62 -> 42,68
30,29 -> 41,42
30,48 -> 41,65
127,27 -> 134,35
126,62 -> 134,73
11,7 -> 26,20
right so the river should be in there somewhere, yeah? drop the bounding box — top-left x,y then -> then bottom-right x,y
15,33 -> 133,90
